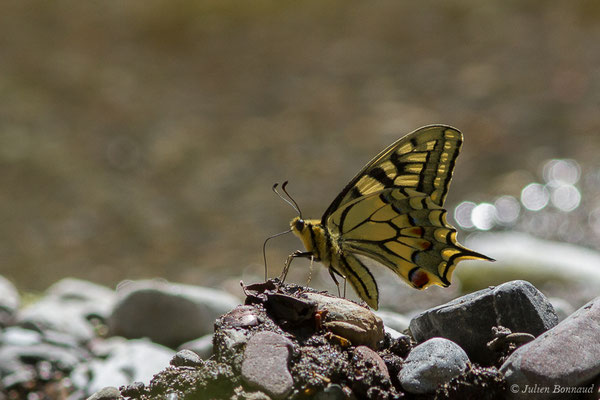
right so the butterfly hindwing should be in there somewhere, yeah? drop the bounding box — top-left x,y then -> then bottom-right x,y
327,188 -> 491,291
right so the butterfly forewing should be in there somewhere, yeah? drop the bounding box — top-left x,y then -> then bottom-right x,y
321,125 -> 463,224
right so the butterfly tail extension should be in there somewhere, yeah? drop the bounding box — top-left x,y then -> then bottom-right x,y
332,252 -> 379,310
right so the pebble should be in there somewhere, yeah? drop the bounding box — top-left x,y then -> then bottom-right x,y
398,337 -> 469,394
409,280 -> 558,365
108,279 -> 240,348
86,386 -> 121,400
170,349 -> 203,367
354,345 -> 389,379
500,296 -> 600,399
178,333 -> 213,360
302,292 -> 384,349
0,275 -> 20,327
241,331 -> 294,400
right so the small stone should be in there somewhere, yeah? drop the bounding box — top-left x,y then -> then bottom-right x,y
302,292 -> 384,349
0,327 -> 42,346
222,305 -> 260,328
171,349 -> 203,367
500,296 -> 600,399
354,346 -> 389,379
178,334 -> 213,360
86,386 -> 121,400
398,337 -> 469,394
409,280 -> 558,365
108,279 -> 240,348
241,331 -> 294,400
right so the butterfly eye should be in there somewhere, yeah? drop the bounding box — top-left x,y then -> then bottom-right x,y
295,219 -> 305,231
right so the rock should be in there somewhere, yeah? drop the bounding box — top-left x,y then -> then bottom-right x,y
302,292 -> 384,349
354,346 -> 389,379
375,310 -> 410,333
0,341 -> 87,376
17,278 -> 116,342
77,337 -> 175,395
241,331 -> 294,400
221,305 -> 260,328
409,280 -> 558,365
178,334 -> 213,360
0,275 -> 20,326
398,337 -> 469,394
86,386 -> 121,400
108,279 -> 240,348
500,297 -> 600,399
0,326 -> 42,347
171,349 -> 203,367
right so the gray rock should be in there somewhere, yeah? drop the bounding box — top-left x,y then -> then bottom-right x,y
409,280 -> 558,365
108,279 -> 239,348
17,278 -> 116,342
375,310 -> 410,332
398,337 -> 469,394
302,292 -> 384,349
0,275 -> 20,326
86,386 -> 121,400
241,331 -> 294,400
170,349 -> 203,367
178,333 -> 213,360
500,296 -> 600,399
78,337 -> 174,395
0,341 -> 86,376
0,326 -> 42,347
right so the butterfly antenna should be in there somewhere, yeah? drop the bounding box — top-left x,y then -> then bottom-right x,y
273,181 -> 303,218
263,228 -> 292,281
281,181 -> 303,219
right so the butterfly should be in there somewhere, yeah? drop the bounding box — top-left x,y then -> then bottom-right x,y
278,125 -> 493,310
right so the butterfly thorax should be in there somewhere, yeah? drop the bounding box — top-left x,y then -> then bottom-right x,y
290,216 -> 337,264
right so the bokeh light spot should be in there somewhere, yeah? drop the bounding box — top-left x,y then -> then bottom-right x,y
454,201 -> 476,229
551,184 -> 581,212
494,195 -> 520,225
472,203 -> 496,231
521,183 -> 549,211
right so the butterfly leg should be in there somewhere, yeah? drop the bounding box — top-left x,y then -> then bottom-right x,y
328,267 -> 347,298
280,250 -> 313,283
307,255 -> 315,285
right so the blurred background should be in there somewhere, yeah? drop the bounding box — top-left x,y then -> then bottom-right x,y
1,1 -> 600,300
